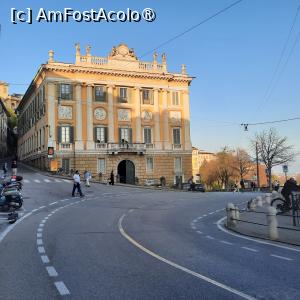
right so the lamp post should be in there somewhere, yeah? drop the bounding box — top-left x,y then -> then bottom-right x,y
256,142 -> 260,190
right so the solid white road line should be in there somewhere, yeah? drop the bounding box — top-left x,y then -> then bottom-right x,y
242,247 -> 258,253
41,255 -> 50,264
217,216 -> 300,253
54,281 -> 70,296
49,201 -> 58,206
38,206 -> 46,210
46,266 -> 58,277
38,246 -> 45,253
270,254 -> 293,261
118,214 -> 256,300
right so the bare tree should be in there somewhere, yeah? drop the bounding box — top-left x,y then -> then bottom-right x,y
252,128 -> 295,189
234,148 -> 253,180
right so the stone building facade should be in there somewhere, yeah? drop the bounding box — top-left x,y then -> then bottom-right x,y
17,44 -> 193,185
0,81 -> 22,110
0,99 -> 8,158
192,147 -> 216,182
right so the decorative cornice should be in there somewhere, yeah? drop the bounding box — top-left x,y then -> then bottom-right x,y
44,64 -> 193,83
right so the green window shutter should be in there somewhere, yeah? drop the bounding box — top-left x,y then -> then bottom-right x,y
57,126 -> 62,143
69,84 -> 73,100
129,128 -> 133,143
104,127 -> 108,143
70,126 -> 74,143
118,128 -> 122,143
94,127 -> 97,142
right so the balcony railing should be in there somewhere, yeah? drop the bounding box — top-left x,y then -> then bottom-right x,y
172,144 -> 182,150
59,143 -> 72,150
95,142 -> 146,154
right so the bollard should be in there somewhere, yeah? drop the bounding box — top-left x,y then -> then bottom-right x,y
249,198 -> 257,211
234,205 -> 240,221
226,203 -> 236,227
265,194 -> 271,205
257,196 -> 263,207
267,206 -> 278,240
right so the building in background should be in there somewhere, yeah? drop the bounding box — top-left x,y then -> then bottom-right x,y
17,44 -> 193,185
192,147 -> 216,182
0,81 -> 22,111
0,99 -> 8,157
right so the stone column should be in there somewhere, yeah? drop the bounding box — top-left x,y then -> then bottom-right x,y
153,88 -> 161,149
86,85 -> 94,149
135,87 -> 141,143
107,85 -> 115,143
75,84 -> 84,150
182,90 -> 192,150
162,90 -> 171,150
47,82 -> 56,149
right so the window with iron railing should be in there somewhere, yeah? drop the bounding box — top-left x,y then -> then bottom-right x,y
95,86 -> 106,102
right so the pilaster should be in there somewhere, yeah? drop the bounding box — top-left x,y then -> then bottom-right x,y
75,84 -> 84,150
47,82 -> 56,149
162,89 -> 171,150
86,84 -> 94,149
153,89 -> 162,149
135,87 -> 142,143
183,90 -> 192,150
107,85 -> 115,143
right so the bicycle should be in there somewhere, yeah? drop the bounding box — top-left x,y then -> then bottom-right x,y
271,196 -> 291,214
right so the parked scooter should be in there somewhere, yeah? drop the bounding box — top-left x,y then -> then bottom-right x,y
0,189 -> 23,211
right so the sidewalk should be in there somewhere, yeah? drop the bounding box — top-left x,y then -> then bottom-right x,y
228,205 -> 300,246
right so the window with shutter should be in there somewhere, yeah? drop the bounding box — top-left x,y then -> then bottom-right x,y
173,128 -> 181,145
95,86 -> 106,102
95,127 -> 107,143
142,89 -> 153,105
60,84 -> 72,100
146,157 -> 154,173
174,157 -> 182,173
172,92 -> 179,106
119,87 -> 128,103
144,127 -> 152,144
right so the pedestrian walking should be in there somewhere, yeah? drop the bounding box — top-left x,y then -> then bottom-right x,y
110,170 -> 115,185
11,160 -> 17,176
2,163 -> 7,177
72,170 -> 84,197
240,179 -> 245,190
84,170 -> 91,187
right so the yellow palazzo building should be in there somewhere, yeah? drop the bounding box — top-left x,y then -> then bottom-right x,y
17,43 -> 193,185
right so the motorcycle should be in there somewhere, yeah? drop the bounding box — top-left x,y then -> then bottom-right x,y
0,189 -> 23,211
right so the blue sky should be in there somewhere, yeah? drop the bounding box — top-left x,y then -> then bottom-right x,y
1,0 -> 299,174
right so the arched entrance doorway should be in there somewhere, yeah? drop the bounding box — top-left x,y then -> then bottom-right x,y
117,160 -> 135,184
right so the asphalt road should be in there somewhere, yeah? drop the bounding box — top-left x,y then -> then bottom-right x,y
0,164 -> 299,300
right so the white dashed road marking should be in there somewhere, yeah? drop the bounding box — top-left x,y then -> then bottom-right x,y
55,179 -> 62,183
242,247 -> 258,253
41,255 -> 50,264
49,201 -> 58,206
44,179 -> 51,183
206,235 -> 215,240
38,246 -> 45,253
196,231 -> 203,234
46,266 -> 58,277
220,240 -> 233,245
270,254 -> 293,261
54,281 -> 71,296
37,239 -> 43,245
23,179 -> 30,183
34,179 -> 41,183
37,233 -> 42,238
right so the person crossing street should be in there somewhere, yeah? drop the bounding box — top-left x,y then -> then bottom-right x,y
72,170 -> 84,197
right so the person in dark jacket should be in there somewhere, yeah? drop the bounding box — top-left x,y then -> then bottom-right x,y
281,178 -> 299,206
110,170 -> 115,185
11,160 -> 17,176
